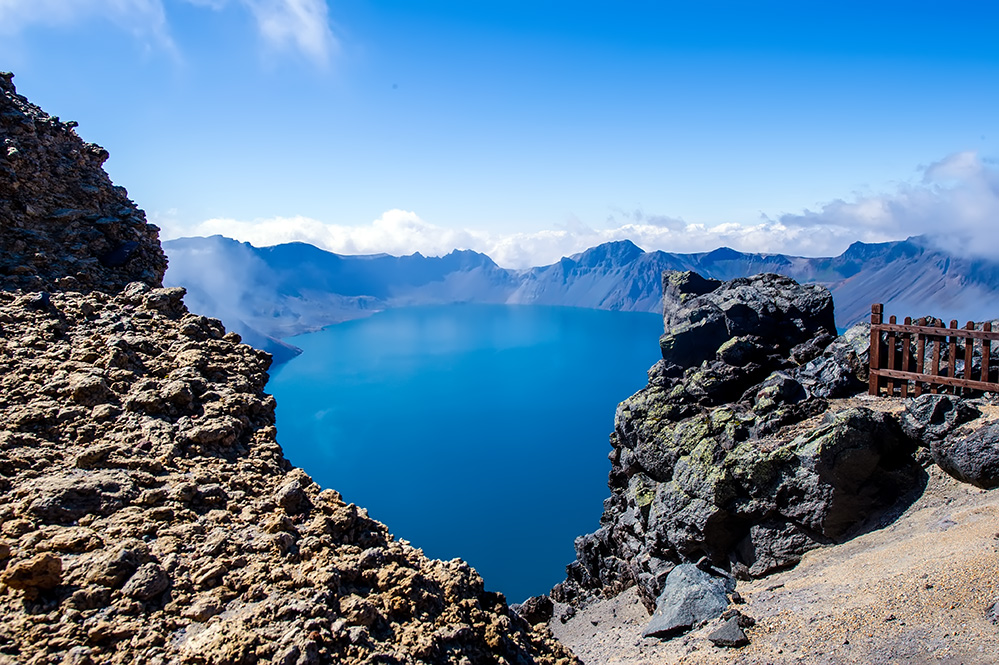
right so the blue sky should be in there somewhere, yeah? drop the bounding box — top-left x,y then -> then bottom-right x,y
2,1 -> 999,266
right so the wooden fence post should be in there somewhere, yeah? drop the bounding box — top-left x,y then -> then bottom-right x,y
900,316 -> 912,398
964,321 -> 975,397
915,318 -> 926,396
869,304 -> 883,396
886,315 -> 897,396
984,322 -> 993,385
948,320 -> 958,395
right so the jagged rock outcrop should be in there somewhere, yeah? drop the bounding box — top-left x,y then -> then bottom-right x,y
551,270 -> 925,613
0,73 -> 577,665
0,73 -> 166,294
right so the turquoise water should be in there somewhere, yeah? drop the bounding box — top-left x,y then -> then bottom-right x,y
268,304 -> 663,602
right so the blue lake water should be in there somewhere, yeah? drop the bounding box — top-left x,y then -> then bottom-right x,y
268,304 -> 663,602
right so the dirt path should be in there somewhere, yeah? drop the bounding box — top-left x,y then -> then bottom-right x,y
551,465 -> 999,664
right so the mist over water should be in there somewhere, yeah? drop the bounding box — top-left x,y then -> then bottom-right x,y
267,304 -> 664,602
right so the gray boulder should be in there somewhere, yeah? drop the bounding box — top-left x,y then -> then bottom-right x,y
560,399 -> 923,606
642,564 -> 735,639
554,271 -> 924,611
660,272 -> 836,370
510,595 -> 554,625
24,470 -> 139,524
735,520 -> 815,578
787,325 -> 869,399
931,422 -> 999,489
708,617 -> 749,647
785,408 -> 918,538
902,394 -> 981,444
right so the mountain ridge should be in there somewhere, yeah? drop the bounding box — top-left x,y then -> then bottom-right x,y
164,234 -> 999,362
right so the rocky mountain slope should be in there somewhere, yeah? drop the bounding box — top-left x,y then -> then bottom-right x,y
0,73 -> 577,665
550,460 -> 999,664
530,270 -> 999,663
164,235 -> 999,363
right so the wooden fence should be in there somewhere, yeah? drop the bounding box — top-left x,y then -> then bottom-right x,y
868,303 -> 999,397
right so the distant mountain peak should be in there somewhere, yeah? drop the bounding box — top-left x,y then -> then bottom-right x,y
700,246 -> 743,262
571,239 -> 646,268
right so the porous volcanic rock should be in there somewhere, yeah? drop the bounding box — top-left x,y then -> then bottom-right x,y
0,73 -> 577,665
552,270 -> 924,612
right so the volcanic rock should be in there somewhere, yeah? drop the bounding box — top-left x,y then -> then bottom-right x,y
641,563 -> 734,638
903,393 -> 981,444
512,595 -> 556,626
707,617 -> 749,648
0,552 -> 62,590
659,271 -> 836,377
932,421 -> 999,489
553,270 -> 924,611
0,72 -> 577,665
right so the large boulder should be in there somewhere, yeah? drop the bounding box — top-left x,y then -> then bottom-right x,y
902,394 -> 981,444
659,271 -> 836,370
931,421 -> 999,489
641,564 -> 734,638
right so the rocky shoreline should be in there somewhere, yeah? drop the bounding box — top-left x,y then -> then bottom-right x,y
0,74 -> 576,665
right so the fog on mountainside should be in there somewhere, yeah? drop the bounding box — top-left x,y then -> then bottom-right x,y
163,234 -> 999,361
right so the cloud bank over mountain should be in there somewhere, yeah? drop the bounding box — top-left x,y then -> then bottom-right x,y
776,151 -> 999,260
158,152 -> 999,269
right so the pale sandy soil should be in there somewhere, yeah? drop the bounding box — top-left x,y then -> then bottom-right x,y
551,465 -> 999,665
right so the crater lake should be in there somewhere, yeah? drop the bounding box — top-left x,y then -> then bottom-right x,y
268,304 -> 663,602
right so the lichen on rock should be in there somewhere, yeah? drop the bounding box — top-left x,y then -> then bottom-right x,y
553,270 -> 926,614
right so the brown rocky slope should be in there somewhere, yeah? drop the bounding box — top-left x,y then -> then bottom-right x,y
0,73 -> 578,665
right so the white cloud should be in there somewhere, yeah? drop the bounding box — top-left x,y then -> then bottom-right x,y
157,208 -> 837,269
0,0 -> 173,48
922,150 -> 984,183
158,151 -> 999,268
162,209 -> 491,259
242,0 -> 336,65
776,150 -> 999,258
0,0 -> 337,66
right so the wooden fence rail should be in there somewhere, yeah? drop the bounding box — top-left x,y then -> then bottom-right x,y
868,303 -> 999,397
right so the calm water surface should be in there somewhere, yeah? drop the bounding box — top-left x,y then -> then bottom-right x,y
268,304 -> 662,602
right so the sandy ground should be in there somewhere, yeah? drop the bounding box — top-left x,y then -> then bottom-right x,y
550,465 -> 999,664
